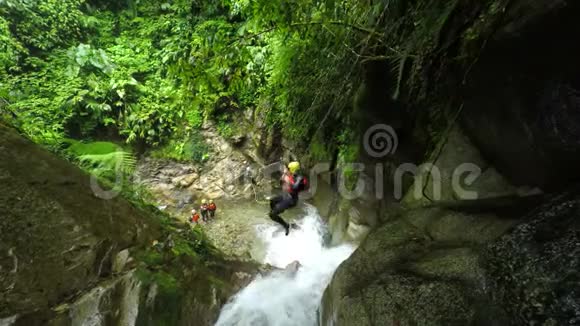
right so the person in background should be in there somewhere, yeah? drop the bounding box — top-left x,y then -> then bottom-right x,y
152,240 -> 162,252
190,209 -> 200,224
200,199 -> 209,222
208,199 -> 217,218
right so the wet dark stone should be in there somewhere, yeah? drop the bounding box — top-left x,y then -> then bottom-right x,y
485,189 -> 580,325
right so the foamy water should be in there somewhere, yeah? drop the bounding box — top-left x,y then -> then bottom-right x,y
215,205 -> 355,326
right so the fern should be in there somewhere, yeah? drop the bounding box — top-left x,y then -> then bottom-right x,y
65,140 -> 120,156
390,52 -> 407,100
78,151 -> 136,177
64,139 -> 136,178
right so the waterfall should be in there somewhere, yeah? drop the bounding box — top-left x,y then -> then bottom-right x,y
215,205 -> 355,326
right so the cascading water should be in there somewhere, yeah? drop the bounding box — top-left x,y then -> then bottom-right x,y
215,205 -> 355,326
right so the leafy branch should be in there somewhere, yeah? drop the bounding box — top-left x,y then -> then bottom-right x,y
229,20 -> 382,46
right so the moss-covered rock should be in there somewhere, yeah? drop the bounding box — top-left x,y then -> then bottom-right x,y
405,207 -> 516,244
0,124 -> 161,321
321,212 -> 507,325
0,124 -> 261,325
329,274 -> 477,325
322,182 -> 580,325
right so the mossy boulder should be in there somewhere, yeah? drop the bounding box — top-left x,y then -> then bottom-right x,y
0,124 -> 261,325
322,187 -> 580,325
0,124 -> 161,321
321,214 -> 506,325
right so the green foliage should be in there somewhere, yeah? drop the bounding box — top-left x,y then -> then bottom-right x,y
66,139 -> 120,156
229,0 -> 382,145
150,132 -> 210,163
4,0 -> 366,151
1,0 -> 85,50
135,267 -> 183,325
184,133 -> 212,163
138,249 -> 164,266
336,129 -> 360,190
1,10 -> 198,147
136,268 -> 180,295
1,0 -> 465,166
309,134 -> 333,162
216,120 -> 234,138
67,43 -> 114,76
159,4 -> 268,125
77,151 -> 136,177
0,17 -> 26,76
64,140 -> 136,180
175,226 -> 212,257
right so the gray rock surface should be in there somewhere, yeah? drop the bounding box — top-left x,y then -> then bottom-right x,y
484,190 -> 580,325
0,125 -> 262,325
0,124 -> 161,320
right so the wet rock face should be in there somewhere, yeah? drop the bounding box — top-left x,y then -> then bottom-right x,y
321,211 -> 510,326
485,190 -> 580,325
135,121 -> 265,215
136,157 -> 253,211
323,190 -> 580,326
463,78 -> 580,191
537,82 -> 580,153
319,1 -> 580,325
0,125 -> 264,326
46,271 -> 142,326
0,124 -> 161,322
461,2 -> 580,191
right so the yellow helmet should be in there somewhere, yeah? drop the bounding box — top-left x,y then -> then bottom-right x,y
201,199 -> 208,204
209,199 -> 214,204
288,161 -> 300,174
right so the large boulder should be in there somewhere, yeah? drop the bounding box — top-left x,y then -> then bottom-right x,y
484,189 -> 580,325
321,208 -> 513,326
322,0 -> 580,325
0,124 -> 161,321
460,0 -> 580,191
0,125 -> 261,325
321,186 -> 580,325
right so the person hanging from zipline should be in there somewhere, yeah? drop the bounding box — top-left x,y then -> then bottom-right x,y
268,161 -> 308,236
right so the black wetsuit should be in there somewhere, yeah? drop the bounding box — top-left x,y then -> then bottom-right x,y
269,173 -> 306,234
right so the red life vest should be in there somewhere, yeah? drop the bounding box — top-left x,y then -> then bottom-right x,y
191,213 -> 200,223
208,203 -> 217,211
283,173 -> 294,193
301,176 -> 309,191
283,173 -> 309,193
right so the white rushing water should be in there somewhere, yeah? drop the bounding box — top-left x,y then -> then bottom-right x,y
215,205 -> 355,326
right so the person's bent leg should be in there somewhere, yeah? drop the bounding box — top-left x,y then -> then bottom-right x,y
269,196 -> 295,235
269,195 -> 283,211
269,211 -> 290,229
